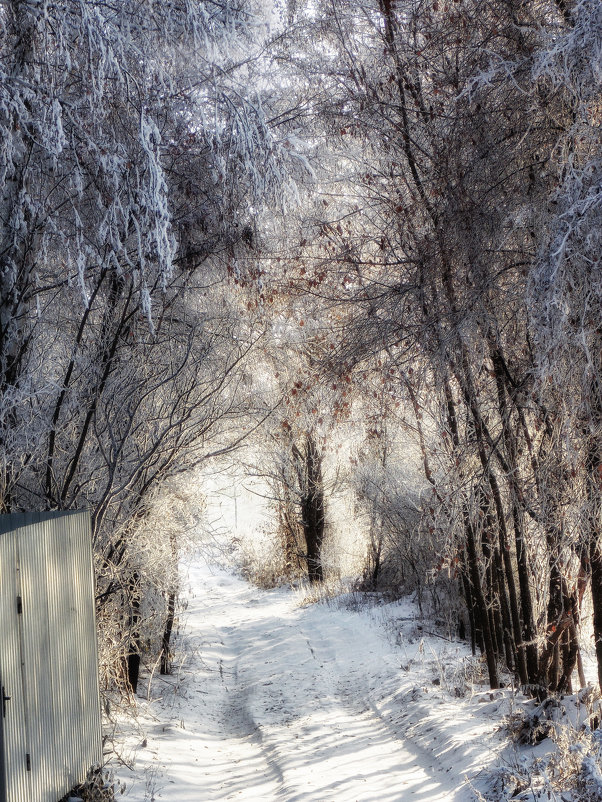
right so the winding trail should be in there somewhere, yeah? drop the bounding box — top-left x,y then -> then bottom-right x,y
116,560 -> 467,801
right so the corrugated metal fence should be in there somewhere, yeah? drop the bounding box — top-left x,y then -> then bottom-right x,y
0,510 -> 102,802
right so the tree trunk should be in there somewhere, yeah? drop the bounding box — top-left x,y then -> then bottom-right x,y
443,378 -> 498,687
459,552 -> 478,655
298,435 -> 325,583
125,571 -> 142,694
493,547 -> 515,672
586,400 -> 602,690
160,590 -> 177,675
542,553 -> 564,691
160,532 -> 179,675
464,511 -> 499,688
590,534 -> 602,690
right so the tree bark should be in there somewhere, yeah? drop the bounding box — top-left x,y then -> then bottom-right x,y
125,571 -> 142,694
464,512 -> 499,689
160,590 -> 177,676
590,518 -> 602,691
585,380 -> 602,691
160,532 -> 179,675
298,435 -> 325,583
444,378 -> 498,687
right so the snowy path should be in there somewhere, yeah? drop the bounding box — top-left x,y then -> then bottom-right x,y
113,561 -> 476,801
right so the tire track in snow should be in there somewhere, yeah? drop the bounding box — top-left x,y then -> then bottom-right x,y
115,563 -> 470,801
219,637 -> 287,792
200,570 -> 462,801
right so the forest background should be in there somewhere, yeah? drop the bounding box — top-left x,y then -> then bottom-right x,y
1,0 -> 602,750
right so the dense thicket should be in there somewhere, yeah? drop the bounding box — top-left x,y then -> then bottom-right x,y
3,0 -> 602,702
0,0 -> 292,690
260,0 -> 602,697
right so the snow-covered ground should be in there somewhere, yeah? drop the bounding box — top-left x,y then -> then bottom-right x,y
106,554 -> 532,801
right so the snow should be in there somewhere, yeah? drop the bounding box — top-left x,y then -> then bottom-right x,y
108,555 -> 519,801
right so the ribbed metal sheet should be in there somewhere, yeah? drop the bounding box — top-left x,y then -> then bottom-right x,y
0,511 -> 102,802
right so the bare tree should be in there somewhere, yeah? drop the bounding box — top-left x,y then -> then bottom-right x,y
264,0 -> 590,695
0,0 -> 297,691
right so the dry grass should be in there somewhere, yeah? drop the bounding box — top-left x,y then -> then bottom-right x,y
477,687 -> 602,800
60,767 -> 122,802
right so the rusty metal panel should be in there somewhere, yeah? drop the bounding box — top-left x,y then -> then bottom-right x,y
0,510 -> 101,802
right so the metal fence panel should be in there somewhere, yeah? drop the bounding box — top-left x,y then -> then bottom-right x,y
64,513 -> 102,774
0,510 -> 102,802
0,529 -> 31,802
